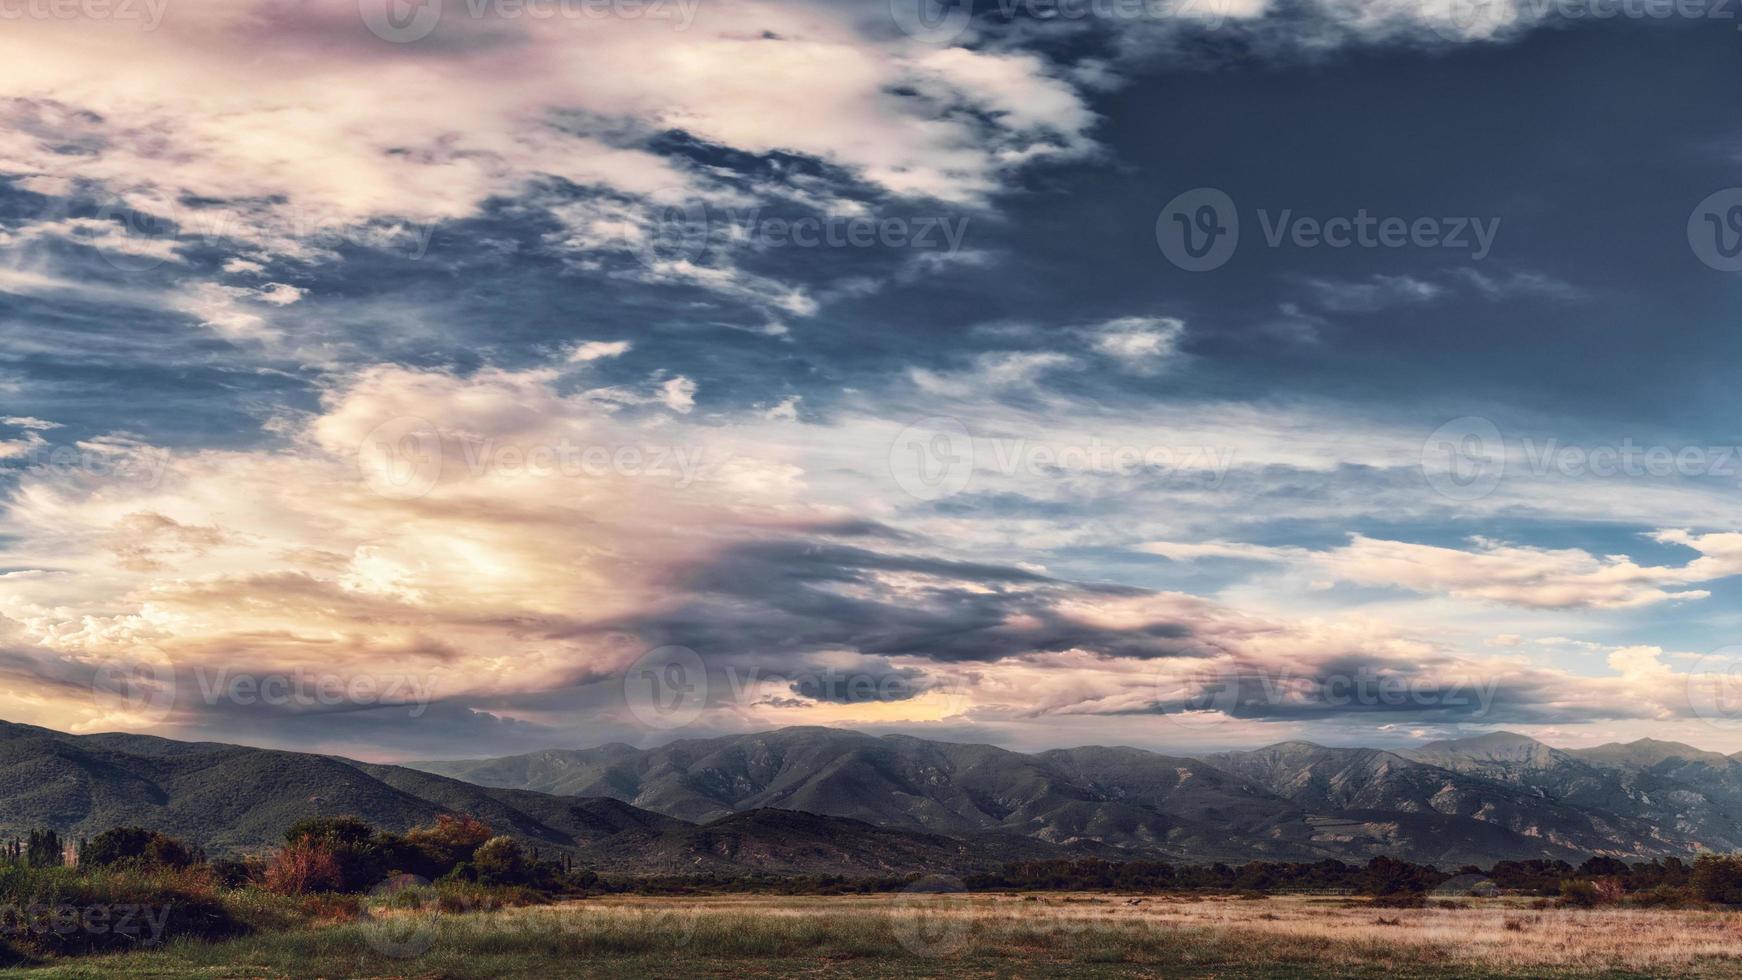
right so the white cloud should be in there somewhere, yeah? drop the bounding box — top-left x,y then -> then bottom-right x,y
1087,316 -> 1184,373
660,376 -> 698,414
568,340 -> 633,363
1144,531 -> 1742,610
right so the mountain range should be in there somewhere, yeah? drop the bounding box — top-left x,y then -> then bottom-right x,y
411,726 -> 1742,866
8,719 -> 1742,874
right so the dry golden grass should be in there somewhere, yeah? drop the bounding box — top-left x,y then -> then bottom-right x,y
19,891 -> 1742,977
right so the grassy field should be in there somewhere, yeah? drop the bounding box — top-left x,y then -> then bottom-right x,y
12,891 -> 1742,978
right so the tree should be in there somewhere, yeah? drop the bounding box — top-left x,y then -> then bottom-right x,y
81,827 -> 193,869
472,836 -> 530,886
403,814 -> 493,872
25,829 -> 63,868
1691,854 -> 1742,905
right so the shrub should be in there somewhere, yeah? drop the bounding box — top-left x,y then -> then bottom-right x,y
1557,879 -> 1599,908
402,815 -> 492,873
208,858 -> 256,888
0,864 -> 245,958
1626,884 -> 1699,909
472,837 -> 530,887
262,840 -> 344,896
80,828 -> 194,871
1691,854 -> 1742,905
282,817 -> 386,891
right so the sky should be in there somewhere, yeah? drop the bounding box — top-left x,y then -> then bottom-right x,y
2,0 -> 1741,762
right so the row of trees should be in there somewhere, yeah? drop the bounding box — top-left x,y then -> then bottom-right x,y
0,829 -> 75,868
259,815 -> 565,893
960,853 -> 1742,905
16,819 -> 1742,905
24,815 -> 569,895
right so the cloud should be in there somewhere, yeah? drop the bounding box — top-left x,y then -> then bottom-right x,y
1144,531 -> 1742,609
0,2 -> 1099,276
660,376 -> 698,414
1301,274 -> 1444,313
3,352 -> 1734,757
568,340 -> 633,363
1086,316 -> 1184,373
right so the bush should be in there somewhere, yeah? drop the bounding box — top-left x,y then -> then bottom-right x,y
282,818 -> 384,891
208,858 -> 256,888
1626,884 -> 1699,909
1557,879 -> 1599,908
262,841 -> 344,896
1692,854 -> 1742,905
402,814 -> 492,872
80,828 -> 194,871
472,837 -> 530,887
0,864 -> 246,959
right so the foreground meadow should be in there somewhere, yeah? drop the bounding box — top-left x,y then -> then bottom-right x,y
13,891 -> 1742,979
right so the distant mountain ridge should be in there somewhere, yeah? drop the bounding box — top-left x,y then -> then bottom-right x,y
411,726 -> 1742,864
0,720 -> 1071,877
9,719 -> 1742,872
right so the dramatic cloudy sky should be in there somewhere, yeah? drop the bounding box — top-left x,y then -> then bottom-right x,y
2,0 -> 1740,760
